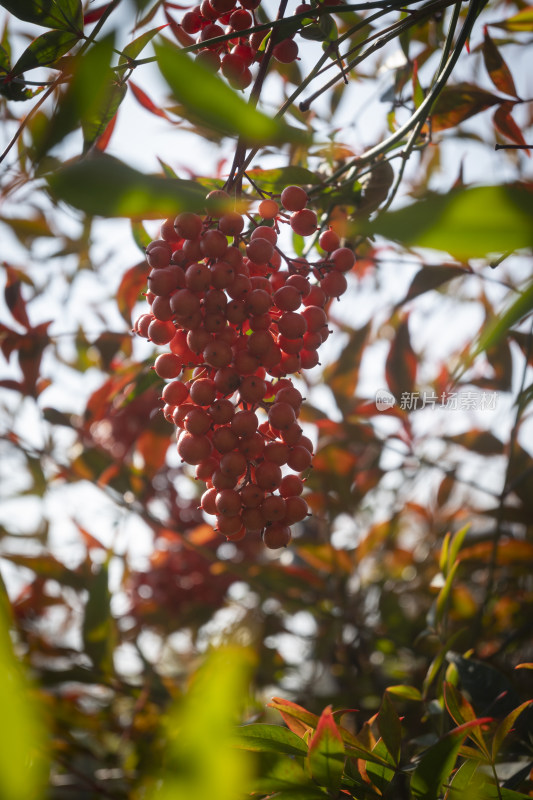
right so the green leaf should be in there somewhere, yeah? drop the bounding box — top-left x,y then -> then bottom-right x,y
377,693 -> 402,765
443,682 -> 491,759
246,166 -> 320,192
47,153 -> 209,218
82,561 -> 115,674
234,724 -> 309,756
411,720 -> 492,800
472,279 -> 533,358
0,0 -> 83,32
367,185 -> 533,260
365,739 -> 396,794
81,79 -> 127,152
386,685 -> 423,702
491,700 -> 533,760
435,560 -> 460,624
0,603 -> 48,800
307,706 -> 345,792
447,524 -> 469,574
119,24 -> 165,65
491,7 -> 533,32
35,34 -> 116,157
154,39 -> 307,144
145,646 -> 255,800
10,29 -> 79,76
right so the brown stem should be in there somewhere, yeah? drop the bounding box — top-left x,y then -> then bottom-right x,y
225,0 -> 289,194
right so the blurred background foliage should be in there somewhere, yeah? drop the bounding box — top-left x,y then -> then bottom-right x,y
0,0 -> 532,796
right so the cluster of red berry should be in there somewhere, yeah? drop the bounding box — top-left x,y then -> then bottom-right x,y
133,185 -> 355,548
180,0 -> 305,88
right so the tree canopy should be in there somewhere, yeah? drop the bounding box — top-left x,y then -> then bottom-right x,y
0,0 -> 532,797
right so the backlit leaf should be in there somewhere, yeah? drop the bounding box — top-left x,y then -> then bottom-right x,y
307,706 -> 345,792
154,39 -> 307,144
4,265 -> 30,328
386,685 -> 422,701
82,562 -> 115,674
493,103 -> 530,155
35,34 -> 116,157
377,693 -> 402,765
119,24 -> 165,64
10,29 -> 79,76
117,261 -> 150,324
368,185 -> 533,260
0,0 -> 83,32
411,720 -> 492,800
47,153 -> 209,218
130,80 -> 172,119
269,697 -> 320,737
445,430 -> 504,455
482,29 -> 519,97
444,682 -> 491,759
430,83 -> 501,131
469,279 -> 533,364
397,264 -> 469,307
491,700 -> 533,760
234,723 -> 308,756
491,6 -> 533,32
385,315 -> 417,400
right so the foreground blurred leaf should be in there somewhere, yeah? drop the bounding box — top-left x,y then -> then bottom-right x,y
147,646 -> 255,800
154,39 -> 307,144
491,7 -> 533,32
82,561 -> 115,674
35,34 -> 117,157
0,603 -> 48,800
368,185 -> 533,260
47,153 -> 209,217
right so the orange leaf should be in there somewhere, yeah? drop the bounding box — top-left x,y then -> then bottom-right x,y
483,28 -> 519,98
493,103 -> 530,155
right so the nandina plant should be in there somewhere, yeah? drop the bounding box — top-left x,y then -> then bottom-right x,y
0,0 -> 532,797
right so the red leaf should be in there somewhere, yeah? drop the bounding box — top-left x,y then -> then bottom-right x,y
493,103 -> 530,155
164,9 -> 196,46
483,28 -> 519,98
95,110 -> 118,152
4,265 -> 31,328
129,80 -> 172,120
84,2 -> 115,24
431,83 -> 501,131
385,315 -> 417,401
117,261 -> 150,325
396,264 -> 469,307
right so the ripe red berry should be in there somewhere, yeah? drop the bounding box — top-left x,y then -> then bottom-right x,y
280,185 -> 308,211
263,523 -> 292,549
272,38 -> 299,63
290,209 -> 317,236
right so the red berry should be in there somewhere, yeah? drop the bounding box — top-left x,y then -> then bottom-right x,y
280,185 -> 308,211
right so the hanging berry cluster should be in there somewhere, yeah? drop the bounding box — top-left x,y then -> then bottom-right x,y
133,185 -> 354,548
178,0 -> 303,88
